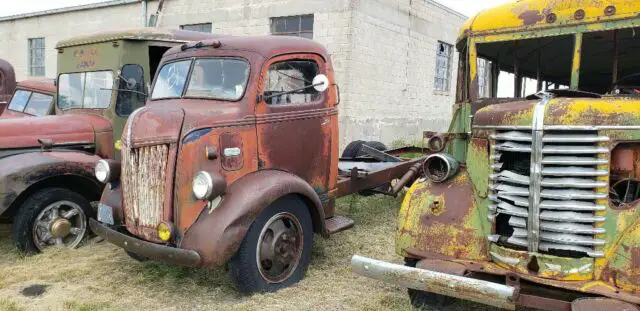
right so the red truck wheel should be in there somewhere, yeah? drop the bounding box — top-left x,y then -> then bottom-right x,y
11,188 -> 93,254
228,195 -> 313,294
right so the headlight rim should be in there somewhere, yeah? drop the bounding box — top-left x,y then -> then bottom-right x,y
193,171 -> 214,200
95,159 -> 111,183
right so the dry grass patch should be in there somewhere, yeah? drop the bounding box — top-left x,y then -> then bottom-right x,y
0,195 -> 502,311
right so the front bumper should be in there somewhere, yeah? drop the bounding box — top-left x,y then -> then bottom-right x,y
351,255 -> 516,310
90,219 -> 201,268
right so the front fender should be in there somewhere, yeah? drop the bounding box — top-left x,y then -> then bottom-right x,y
0,151 -> 103,215
395,169 -> 491,261
180,169 -> 325,268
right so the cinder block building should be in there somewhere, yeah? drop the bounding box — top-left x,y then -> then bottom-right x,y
0,0 -> 466,147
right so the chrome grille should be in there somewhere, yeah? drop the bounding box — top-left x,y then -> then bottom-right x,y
489,129 -> 609,258
122,144 -> 169,228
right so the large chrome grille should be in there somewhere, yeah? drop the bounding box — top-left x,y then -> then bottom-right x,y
488,129 -> 609,258
122,144 -> 169,228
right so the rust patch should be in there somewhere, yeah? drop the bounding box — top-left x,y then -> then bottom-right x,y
519,10 -> 545,26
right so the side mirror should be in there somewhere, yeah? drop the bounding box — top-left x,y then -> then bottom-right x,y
312,74 -> 329,92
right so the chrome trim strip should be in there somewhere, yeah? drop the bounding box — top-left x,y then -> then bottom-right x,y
528,96 -> 549,253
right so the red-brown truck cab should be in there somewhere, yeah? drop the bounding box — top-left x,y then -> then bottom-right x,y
1,79 -> 57,118
91,36 -> 427,293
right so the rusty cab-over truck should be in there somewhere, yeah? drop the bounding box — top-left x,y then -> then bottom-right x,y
2,79 -> 57,118
1,28 -> 218,254
352,1 -> 640,310
90,35 -> 426,293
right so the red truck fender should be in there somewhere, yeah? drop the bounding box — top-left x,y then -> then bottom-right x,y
180,169 -> 327,268
0,151 -> 103,216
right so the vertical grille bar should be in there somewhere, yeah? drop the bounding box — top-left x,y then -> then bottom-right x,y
527,96 -> 549,252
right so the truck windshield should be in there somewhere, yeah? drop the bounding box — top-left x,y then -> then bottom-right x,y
151,58 -> 250,101
57,71 -> 113,110
8,89 -> 53,116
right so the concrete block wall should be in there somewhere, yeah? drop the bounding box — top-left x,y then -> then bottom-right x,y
340,0 -> 465,147
0,2 -> 146,80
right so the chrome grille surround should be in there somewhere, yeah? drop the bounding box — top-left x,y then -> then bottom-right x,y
484,98 -> 609,258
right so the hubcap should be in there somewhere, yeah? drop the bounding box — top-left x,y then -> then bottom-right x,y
256,212 -> 304,283
32,200 -> 86,252
50,219 -> 72,238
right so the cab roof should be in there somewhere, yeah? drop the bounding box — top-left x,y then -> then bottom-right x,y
164,35 -> 329,60
458,0 -> 640,43
56,27 -> 222,49
17,79 -> 56,94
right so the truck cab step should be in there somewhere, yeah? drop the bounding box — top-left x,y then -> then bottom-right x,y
325,215 -> 355,235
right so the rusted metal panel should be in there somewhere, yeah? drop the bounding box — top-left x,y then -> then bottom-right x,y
219,132 -> 244,171
0,151 -> 103,215
180,170 -> 325,267
0,114 -> 110,149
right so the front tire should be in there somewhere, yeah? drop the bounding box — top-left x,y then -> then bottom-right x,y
11,188 -> 93,254
228,195 -> 313,294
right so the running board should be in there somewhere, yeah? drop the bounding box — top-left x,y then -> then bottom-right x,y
325,215 -> 355,235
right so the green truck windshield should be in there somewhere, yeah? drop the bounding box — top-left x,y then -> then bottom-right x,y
151,58 -> 250,101
58,71 -> 114,109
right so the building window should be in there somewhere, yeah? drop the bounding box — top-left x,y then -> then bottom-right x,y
434,41 -> 453,92
180,23 -> 212,33
28,38 -> 45,76
270,15 -> 314,39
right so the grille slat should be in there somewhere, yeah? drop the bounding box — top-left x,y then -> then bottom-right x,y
122,144 -> 169,229
489,128 -> 609,259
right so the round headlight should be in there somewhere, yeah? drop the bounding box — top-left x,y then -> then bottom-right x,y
95,160 -> 111,183
193,171 -> 213,200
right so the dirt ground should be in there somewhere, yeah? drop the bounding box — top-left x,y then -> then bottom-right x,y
0,195 -> 502,311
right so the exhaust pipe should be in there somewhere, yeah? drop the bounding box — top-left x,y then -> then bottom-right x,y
424,153 -> 459,182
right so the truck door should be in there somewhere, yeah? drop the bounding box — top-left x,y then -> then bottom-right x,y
254,54 -> 333,196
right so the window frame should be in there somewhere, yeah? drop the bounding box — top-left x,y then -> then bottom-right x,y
270,15 -> 314,39
434,41 -> 453,94
179,23 -> 213,33
150,57 -> 251,102
56,70 -> 115,110
8,89 -> 54,116
28,37 -> 45,77
115,64 -> 146,117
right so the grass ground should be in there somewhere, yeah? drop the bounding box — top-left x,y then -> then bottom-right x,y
0,195 -> 503,311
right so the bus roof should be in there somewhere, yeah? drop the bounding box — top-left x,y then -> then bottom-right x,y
458,0 -> 640,44
56,28 -> 222,49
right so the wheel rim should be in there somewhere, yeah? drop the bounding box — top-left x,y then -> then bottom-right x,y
32,200 -> 86,252
256,212 -> 304,283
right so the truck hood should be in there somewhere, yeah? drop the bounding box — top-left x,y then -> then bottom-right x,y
0,114 -> 112,149
474,97 -> 640,128
124,99 -> 245,146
